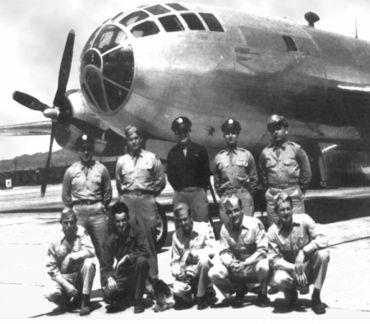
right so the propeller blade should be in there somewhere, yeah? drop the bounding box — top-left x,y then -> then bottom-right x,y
53,30 -> 75,109
13,91 -> 49,112
41,122 -> 56,197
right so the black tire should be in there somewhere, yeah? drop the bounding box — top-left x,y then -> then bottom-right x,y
155,202 -> 168,251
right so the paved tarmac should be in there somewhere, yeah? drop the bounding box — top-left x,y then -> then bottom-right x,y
0,184 -> 370,319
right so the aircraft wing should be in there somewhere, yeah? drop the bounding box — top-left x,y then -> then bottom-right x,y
0,121 -> 51,136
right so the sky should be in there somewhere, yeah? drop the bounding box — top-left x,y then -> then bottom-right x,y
1,0 -> 370,160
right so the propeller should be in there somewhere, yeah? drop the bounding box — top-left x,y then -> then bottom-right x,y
12,30 -> 75,197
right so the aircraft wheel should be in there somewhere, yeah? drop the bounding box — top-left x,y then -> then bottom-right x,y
155,202 -> 168,251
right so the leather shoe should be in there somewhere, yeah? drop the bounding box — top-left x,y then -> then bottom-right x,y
196,295 -> 208,310
133,299 -> 145,314
232,291 -> 245,308
79,305 -> 91,316
312,301 -> 326,315
256,293 -> 270,307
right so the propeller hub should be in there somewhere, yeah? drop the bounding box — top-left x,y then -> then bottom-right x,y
43,108 -> 60,121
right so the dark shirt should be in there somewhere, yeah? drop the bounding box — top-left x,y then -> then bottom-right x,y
100,225 -> 149,286
167,141 -> 211,191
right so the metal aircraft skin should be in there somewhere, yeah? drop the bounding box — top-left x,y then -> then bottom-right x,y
6,2 -> 370,158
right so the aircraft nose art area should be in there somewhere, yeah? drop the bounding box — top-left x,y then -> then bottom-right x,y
80,24 -> 134,114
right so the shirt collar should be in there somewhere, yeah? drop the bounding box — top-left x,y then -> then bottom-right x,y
277,216 -> 300,234
226,146 -> 238,155
273,141 -> 287,151
79,160 -> 96,168
129,149 -> 143,159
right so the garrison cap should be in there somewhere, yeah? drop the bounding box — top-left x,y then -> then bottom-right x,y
267,114 -> 288,132
221,118 -> 241,134
171,116 -> 192,133
76,133 -> 94,150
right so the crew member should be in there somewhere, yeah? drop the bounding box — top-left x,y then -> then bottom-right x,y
44,209 -> 96,316
167,116 -> 211,222
213,118 -> 258,223
115,125 -> 166,280
62,134 -> 112,275
259,114 -> 312,226
101,201 -> 150,314
170,203 -> 217,310
267,193 -> 329,314
208,195 -> 270,308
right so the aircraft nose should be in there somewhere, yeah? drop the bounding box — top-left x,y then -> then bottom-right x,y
80,25 -> 134,114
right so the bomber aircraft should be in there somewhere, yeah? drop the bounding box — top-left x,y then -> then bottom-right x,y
3,2 -> 370,245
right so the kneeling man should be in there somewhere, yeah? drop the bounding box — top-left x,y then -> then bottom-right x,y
101,201 -> 150,314
45,209 -> 96,316
170,203 -> 217,310
209,195 -> 270,308
267,192 -> 330,314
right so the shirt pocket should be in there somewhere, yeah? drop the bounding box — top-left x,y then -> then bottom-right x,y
283,158 -> 297,167
265,159 -> 277,169
236,159 -> 248,168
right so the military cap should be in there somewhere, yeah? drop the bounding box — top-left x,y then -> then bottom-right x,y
76,133 -> 94,149
267,114 -> 289,132
221,118 -> 241,134
171,116 -> 192,133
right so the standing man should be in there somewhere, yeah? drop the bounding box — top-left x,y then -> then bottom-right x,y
213,118 -> 259,223
208,195 -> 270,308
101,201 -> 150,314
115,125 -> 166,280
170,203 -> 217,310
259,114 -> 312,226
62,134 -> 112,277
44,209 -> 96,316
167,116 -> 211,222
267,193 -> 330,314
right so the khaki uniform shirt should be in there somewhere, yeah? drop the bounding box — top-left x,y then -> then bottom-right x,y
170,222 -> 217,278
259,141 -> 311,190
267,213 -> 328,270
219,216 -> 268,267
115,149 -> 166,196
213,147 -> 258,196
62,161 -> 112,207
46,225 -> 95,278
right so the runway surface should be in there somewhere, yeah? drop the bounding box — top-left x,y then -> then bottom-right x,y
0,183 -> 370,319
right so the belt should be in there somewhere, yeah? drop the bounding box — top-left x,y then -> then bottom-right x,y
123,190 -> 153,196
179,186 -> 199,193
269,183 -> 299,189
73,200 -> 100,206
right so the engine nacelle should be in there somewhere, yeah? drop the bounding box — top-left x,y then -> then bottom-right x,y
54,90 -> 126,156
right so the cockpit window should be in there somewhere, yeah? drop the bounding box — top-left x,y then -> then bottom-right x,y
120,11 -> 149,27
145,4 -> 170,15
181,13 -> 205,30
166,3 -> 189,11
93,25 -> 127,54
282,35 -> 298,52
159,15 -> 184,32
82,27 -> 100,53
131,21 -> 160,38
199,13 -> 224,32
